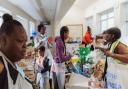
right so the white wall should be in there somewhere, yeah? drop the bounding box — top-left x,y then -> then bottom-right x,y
46,22 -> 54,37
84,0 -> 116,35
54,0 -> 75,28
54,0 -> 120,37
84,0 -> 128,37
0,0 -> 35,22
0,0 -> 38,40
54,5 -> 85,36
54,0 -> 128,38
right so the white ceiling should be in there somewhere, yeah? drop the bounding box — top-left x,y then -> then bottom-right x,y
74,0 -> 98,10
7,0 -> 98,22
8,0 -> 43,21
40,0 -> 57,21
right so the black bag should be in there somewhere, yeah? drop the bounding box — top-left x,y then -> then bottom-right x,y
41,57 -> 50,73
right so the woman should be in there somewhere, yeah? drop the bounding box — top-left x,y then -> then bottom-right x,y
34,24 -> 47,49
52,26 -> 71,89
82,26 -> 93,46
98,27 -> 128,88
99,27 -> 128,63
0,14 -> 33,89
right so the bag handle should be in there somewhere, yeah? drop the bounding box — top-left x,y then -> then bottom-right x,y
102,44 -> 112,87
102,56 -> 108,81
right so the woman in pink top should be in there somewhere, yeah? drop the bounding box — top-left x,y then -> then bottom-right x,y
51,26 -> 71,89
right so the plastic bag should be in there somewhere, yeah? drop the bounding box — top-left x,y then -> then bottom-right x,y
65,73 -> 89,89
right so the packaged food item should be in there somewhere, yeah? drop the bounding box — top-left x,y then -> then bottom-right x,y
93,59 -> 105,80
88,78 -> 105,88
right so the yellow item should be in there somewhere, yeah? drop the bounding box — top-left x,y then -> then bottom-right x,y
79,44 -> 85,48
69,56 -> 79,63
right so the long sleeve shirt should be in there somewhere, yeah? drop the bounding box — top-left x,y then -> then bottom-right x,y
82,31 -> 93,45
34,33 -> 49,49
54,36 -> 71,63
34,33 -> 53,66
51,36 -> 71,72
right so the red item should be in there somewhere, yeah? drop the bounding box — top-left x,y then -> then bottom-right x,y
82,31 -> 93,45
48,37 -> 53,43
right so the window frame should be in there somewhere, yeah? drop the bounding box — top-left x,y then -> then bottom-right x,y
100,8 -> 115,32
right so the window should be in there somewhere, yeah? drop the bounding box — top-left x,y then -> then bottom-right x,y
29,21 -> 36,37
100,9 -> 114,32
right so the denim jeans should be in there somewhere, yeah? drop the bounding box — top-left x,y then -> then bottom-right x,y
36,73 -> 49,89
53,72 -> 65,89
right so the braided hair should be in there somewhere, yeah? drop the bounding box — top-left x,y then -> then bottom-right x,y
60,26 -> 69,54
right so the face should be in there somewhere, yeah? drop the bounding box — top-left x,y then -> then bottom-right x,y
103,33 -> 114,43
40,27 -> 46,35
3,26 -> 27,62
39,50 -> 45,57
64,31 -> 69,40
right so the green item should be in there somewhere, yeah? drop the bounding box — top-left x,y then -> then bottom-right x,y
79,47 -> 90,64
79,47 -> 90,56
27,42 -> 34,47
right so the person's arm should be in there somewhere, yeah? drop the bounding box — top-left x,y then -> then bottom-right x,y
41,65 -> 51,73
34,36 -> 46,48
41,57 -> 50,73
100,43 -> 128,63
56,40 -> 71,63
34,36 -> 41,48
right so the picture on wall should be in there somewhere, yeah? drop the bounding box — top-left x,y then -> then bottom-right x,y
67,24 -> 83,43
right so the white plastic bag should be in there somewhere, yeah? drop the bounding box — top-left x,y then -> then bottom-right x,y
65,73 -> 89,89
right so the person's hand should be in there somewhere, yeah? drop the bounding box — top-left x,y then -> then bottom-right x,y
101,49 -> 114,57
66,52 -> 72,57
96,47 -> 114,57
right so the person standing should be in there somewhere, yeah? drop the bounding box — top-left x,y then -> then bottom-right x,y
51,26 -> 72,89
98,27 -> 128,63
82,26 -> 93,46
97,27 -> 128,88
0,13 -> 33,89
34,24 -> 53,89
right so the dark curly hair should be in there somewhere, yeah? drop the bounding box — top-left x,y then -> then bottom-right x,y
60,26 -> 69,54
37,24 -> 46,32
105,27 -> 121,43
0,13 -> 23,36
